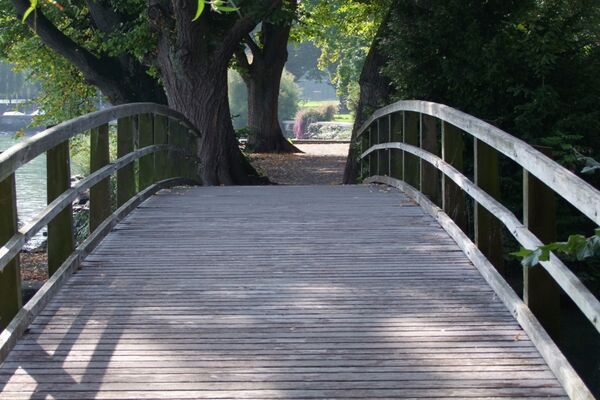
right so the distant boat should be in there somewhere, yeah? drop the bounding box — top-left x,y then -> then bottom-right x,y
0,109 -> 43,130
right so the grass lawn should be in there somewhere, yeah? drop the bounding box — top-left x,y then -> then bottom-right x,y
299,100 -> 339,109
333,114 -> 354,123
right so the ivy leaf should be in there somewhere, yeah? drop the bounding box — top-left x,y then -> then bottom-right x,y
192,0 -> 206,21
214,5 -> 239,12
22,0 -> 38,23
511,247 -> 534,258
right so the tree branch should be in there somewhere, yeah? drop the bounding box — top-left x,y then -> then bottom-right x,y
11,0 -> 166,104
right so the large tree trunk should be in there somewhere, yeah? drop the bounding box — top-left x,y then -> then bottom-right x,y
343,11 -> 394,184
245,65 -> 299,153
236,3 -> 301,153
164,65 -> 261,185
150,0 -> 278,185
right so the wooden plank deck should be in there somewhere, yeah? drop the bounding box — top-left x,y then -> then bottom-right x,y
0,185 -> 566,399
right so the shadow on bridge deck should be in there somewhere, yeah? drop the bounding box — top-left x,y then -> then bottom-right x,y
0,185 -> 566,399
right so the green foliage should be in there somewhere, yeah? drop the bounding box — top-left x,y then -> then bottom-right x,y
228,68 -> 300,129
512,228 -> 600,268
193,0 -> 239,21
381,0 -> 600,166
293,104 -> 337,139
295,0 -> 389,106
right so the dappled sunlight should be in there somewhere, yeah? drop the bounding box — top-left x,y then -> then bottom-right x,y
0,186 -> 566,398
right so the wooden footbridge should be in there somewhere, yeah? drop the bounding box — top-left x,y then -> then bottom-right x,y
0,102 -> 599,399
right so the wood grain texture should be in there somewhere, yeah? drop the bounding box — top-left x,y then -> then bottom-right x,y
366,176 -> 592,400
0,185 -> 569,399
0,103 -> 201,183
363,142 -> 600,335
356,100 -> 600,227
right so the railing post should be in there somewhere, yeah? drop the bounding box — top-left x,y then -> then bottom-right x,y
47,140 -> 74,276
361,128 -> 370,180
0,172 -> 21,330
404,112 -> 420,189
421,114 -> 441,205
376,119 -> 382,176
442,122 -> 468,232
138,113 -> 155,190
390,112 -> 403,180
387,114 -> 392,177
154,114 -> 169,182
524,146 -> 560,339
117,116 -> 136,206
368,126 -> 376,177
189,133 -> 200,183
376,116 -> 390,177
90,124 -> 111,232
474,138 -> 504,273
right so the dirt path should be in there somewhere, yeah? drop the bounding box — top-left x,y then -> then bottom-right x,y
248,143 -> 350,185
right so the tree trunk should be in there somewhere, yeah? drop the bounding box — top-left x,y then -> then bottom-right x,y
148,0 -> 281,185
236,4 -> 301,153
343,11 -> 394,184
163,64 -> 263,185
246,69 -> 299,153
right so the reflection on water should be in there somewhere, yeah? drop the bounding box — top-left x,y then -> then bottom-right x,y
0,131 -> 47,249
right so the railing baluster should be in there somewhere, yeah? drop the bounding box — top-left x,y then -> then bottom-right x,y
387,114 -> 392,177
474,138 -> 504,273
442,122 -> 468,232
523,146 -> 560,339
404,112 -> 420,189
376,119 -> 381,176
154,114 -> 169,182
361,127 -> 369,180
117,116 -> 136,207
0,173 -> 21,330
47,140 -> 74,276
390,112 -> 403,180
421,114 -> 441,205
90,124 -> 111,232
368,127 -> 376,177
138,113 -> 155,190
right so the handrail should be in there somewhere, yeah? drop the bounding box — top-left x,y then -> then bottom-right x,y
0,103 -> 202,364
0,102 -> 199,183
357,100 -> 600,226
363,142 -> 600,335
0,144 -> 192,273
357,100 -> 599,400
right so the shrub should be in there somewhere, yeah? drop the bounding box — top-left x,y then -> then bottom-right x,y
293,104 -> 337,139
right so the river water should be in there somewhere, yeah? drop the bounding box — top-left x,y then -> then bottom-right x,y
0,131 -> 47,249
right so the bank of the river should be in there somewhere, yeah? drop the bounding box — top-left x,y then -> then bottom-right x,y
0,130 -> 47,250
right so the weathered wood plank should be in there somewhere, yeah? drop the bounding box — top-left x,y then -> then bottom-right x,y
0,173 -> 20,331
89,124 -> 111,232
117,116 -> 136,206
46,140 -> 74,276
0,185 -> 573,399
523,146 -> 560,340
138,113 -> 155,190
474,138 -> 504,273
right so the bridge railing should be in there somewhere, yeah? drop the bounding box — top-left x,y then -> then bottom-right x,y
357,100 -> 599,399
0,103 -> 201,359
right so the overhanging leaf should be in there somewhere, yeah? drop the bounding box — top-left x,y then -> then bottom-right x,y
192,0 -> 205,21
22,0 -> 38,23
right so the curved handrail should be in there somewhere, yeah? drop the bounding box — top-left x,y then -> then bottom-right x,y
357,100 -> 600,399
0,144 -> 193,273
363,142 -> 600,335
0,102 -> 202,365
357,100 -> 600,226
0,102 -> 200,183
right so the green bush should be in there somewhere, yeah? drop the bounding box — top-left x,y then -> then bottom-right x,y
228,69 -> 300,129
293,104 -> 337,139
